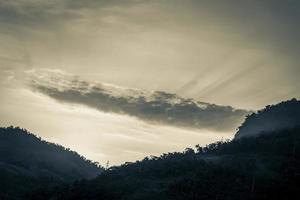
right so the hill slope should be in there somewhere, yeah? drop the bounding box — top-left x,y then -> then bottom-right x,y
235,98 -> 300,139
0,127 -> 103,199
27,127 -> 300,200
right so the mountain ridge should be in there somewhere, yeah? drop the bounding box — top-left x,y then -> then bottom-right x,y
235,98 -> 300,139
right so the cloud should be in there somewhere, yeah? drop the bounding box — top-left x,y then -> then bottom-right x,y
27,69 -> 250,132
1,0 -> 299,110
0,84 -> 223,165
1,0 -> 299,165
0,0 -> 142,27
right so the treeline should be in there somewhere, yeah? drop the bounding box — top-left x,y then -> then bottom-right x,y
27,126 -> 300,200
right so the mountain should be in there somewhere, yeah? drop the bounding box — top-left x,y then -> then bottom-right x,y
26,100 -> 300,200
28,69 -> 251,132
3,99 -> 300,200
27,126 -> 300,200
235,98 -> 300,139
0,127 -> 103,199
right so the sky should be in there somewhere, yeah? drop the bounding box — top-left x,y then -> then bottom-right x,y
0,0 -> 300,165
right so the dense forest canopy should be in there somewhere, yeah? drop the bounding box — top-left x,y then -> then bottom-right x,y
26,126 -> 300,200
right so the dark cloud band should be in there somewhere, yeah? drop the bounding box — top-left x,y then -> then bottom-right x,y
29,70 -> 250,132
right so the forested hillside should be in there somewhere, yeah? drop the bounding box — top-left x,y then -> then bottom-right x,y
27,126 -> 300,200
26,99 -> 300,200
0,127 -> 103,199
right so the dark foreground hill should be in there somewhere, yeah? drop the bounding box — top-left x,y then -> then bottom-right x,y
0,127 -> 103,199
3,99 -> 300,200
27,126 -> 300,200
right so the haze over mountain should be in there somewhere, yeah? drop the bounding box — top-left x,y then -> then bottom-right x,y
235,98 -> 300,139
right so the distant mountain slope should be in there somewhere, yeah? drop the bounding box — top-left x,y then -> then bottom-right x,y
0,127 -> 103,199
28,69 -> 250,132
0,127 -> 102,180
235,98 -> 300,139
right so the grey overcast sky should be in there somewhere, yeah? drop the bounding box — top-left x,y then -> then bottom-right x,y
0,0 -> 300,165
